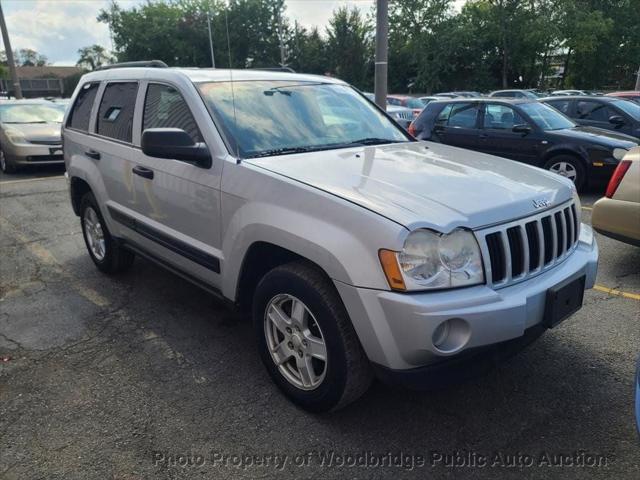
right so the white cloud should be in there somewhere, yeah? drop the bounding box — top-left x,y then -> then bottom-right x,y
2,0 -> 119,65
286,0 -> 374,31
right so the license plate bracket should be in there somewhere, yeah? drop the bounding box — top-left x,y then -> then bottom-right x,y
543,275 -> 585,328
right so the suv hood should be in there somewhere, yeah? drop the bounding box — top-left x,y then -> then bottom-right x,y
551,126 -> 638,147
246,141 -> 575,231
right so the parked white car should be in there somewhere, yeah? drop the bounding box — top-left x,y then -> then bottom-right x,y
63,64 -> 598,411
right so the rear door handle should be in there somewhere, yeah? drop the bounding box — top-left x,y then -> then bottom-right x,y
85,149 -> 101,160
132,165 -> 154,180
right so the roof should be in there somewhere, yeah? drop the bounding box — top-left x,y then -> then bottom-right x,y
432,97 -> 534,105
15,66 -> 83,79
490,89 -> 529,93
80,67 -> 345,86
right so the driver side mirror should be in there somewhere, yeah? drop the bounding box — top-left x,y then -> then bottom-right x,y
141,128 -> 211,168
512,124 -> 532,134
609,115 -> 625,126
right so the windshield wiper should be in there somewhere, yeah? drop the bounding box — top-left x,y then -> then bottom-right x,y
346,137 -> 403,146
246,146 -> 313,158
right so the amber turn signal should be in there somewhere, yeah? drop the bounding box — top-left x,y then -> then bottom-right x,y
378,249 -> 406,291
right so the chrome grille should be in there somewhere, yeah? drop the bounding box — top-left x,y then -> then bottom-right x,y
393,111 -> 413,120
478,201 -> 580,288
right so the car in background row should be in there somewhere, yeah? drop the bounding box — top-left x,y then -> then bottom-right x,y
541,96 -> 640,139
363,93 -> 414,128
419,96 -> 441,105
0,99 -> 64,173
387,95 -> 426,117
551,90 -> 589,96
592,147 -> 640,246
606,91 -> 640,104
408,98 -> 638,191
434,91 -> 483,98
489,89 -> 539,99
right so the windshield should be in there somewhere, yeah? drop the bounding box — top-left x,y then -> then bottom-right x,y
613,99 -> 640,120
197,81 -> 409,158
519,102 -> 576,130
0,104 -> 64,124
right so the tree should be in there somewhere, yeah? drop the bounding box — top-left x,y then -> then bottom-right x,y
14,48 -> 48,66
325,7 -> 373,89
77,45 -> 113,70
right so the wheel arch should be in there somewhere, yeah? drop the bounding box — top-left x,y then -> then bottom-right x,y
69,176 -> 93,216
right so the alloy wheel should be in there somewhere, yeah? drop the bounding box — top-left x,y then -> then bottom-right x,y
264,294 -> 327,390
83,207 -> 106,261
549,161 -> 577,182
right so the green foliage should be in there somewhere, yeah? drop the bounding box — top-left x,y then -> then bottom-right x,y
98,0 -> 640,92
325,7 -> 373,89
77,45 -> 114,70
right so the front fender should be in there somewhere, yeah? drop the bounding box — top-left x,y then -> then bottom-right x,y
220,200 -> 396,300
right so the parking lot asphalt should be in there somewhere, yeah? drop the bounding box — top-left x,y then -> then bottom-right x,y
1,166 -> 638,480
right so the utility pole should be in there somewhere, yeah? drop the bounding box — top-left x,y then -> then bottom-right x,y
206,10 -> 215,68
374,0 -> 388,110
0,3 -> 22,99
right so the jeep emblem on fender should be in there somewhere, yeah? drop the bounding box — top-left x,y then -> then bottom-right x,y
533,198 -> 551,209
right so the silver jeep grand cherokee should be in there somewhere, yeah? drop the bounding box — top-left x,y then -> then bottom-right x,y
63,64 -> 598,412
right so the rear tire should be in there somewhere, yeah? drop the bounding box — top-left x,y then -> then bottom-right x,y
80,192 -> 134,274
0,147 -> 18,174
253,262 -> 372,412
543,154 -> 586,192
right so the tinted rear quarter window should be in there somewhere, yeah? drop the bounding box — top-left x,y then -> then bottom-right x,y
97,82 -> 139,143
67,82 -> 99,131
143,83 -> 202,142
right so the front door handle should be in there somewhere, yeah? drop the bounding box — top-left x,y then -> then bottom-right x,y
132,165 -> 154,180
85,149 -> 101,160
479,133 -> 489,139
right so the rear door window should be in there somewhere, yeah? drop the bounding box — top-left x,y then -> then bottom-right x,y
67,82 -> 99,131
576,101 -> 612,122
483,104 -> 527,129
97,82 -> 139,143
143,83 -> 203,142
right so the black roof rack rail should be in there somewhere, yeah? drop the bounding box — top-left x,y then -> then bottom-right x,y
251,67 -> 296,73
96,60 -> 169,71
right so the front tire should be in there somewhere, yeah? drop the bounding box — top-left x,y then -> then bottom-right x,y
0,147 -> 18,174
543,155 -> 586,191
253,262 -> 372,412
80,192 -> 134,274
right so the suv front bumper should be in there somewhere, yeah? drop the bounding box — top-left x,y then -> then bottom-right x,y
334,224 -> 598,377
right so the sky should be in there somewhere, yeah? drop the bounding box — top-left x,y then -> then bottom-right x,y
1,0 -> 381,66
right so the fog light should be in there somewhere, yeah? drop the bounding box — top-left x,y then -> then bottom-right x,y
431,318 -> 471,354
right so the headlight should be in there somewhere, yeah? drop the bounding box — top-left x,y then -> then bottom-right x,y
4,127 -> 26,144
380,228 -> 484,291
613,148 -> 628,161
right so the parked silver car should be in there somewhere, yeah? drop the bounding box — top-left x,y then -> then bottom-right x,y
63,65 -> 598,412
0,100 -> 64,173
